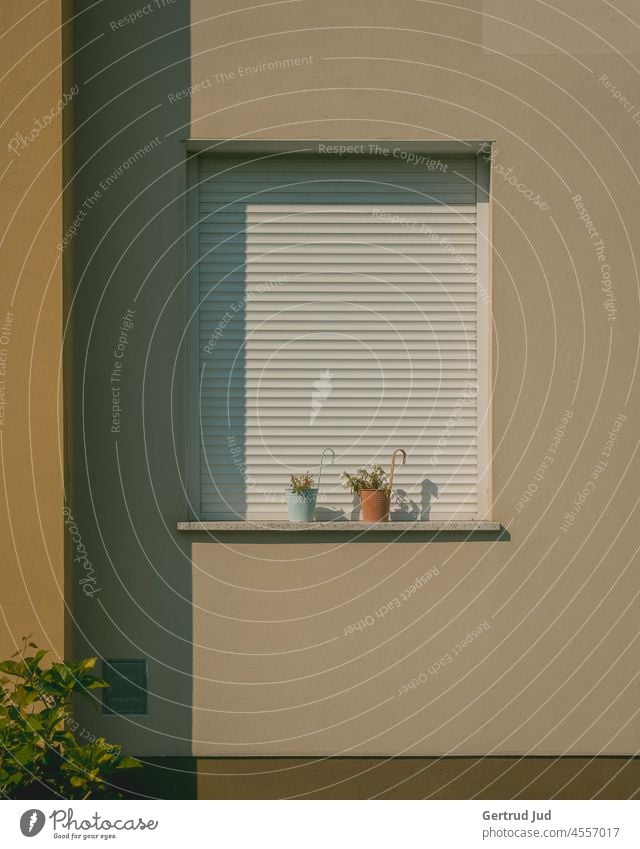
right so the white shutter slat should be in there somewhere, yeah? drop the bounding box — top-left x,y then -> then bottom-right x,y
201,209 -> 477,218
197,160 -> 477,172
196,156 -> 481,520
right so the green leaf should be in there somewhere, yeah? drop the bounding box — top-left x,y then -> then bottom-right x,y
13,743 -> 37,765
30,650 -> 47,667
116,757 -> 141,769
83,679 -> 108,690
0,660 -> 24,676
24,715 -> 43,733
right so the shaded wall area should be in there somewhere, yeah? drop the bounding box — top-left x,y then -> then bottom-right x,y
112,755 -> 640,800
196,757 -> 640,800
70,1 -> 193,756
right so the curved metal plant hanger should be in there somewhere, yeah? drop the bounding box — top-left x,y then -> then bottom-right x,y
317,447 -> 336,493
388,448 -> 407,493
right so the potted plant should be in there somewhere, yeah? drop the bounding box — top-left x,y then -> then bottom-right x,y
341,463 -> 392,523
287,472 -> 318,522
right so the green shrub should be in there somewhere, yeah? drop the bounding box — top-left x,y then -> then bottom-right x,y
0,637 -> 140,799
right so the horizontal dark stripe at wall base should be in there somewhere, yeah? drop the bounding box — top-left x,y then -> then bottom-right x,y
115,757 -> 640,799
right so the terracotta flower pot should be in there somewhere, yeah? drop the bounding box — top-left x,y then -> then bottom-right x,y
359,489 -> 390,523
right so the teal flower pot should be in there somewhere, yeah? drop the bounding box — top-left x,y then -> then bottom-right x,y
287,488 -> 318,522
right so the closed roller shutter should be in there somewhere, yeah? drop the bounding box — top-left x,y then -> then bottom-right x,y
193,154 -> 488,521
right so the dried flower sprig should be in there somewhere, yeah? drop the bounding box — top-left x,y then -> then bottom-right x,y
289,472 -> 317,493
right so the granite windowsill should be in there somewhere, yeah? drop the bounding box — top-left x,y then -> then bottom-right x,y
177,520 -> 501,532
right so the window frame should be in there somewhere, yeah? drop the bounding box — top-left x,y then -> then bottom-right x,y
185,143 -> 492,522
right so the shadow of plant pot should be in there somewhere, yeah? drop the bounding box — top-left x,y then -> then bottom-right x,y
360,489 -> 390,523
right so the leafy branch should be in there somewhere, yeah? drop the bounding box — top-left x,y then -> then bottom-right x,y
0,636 -> 140,799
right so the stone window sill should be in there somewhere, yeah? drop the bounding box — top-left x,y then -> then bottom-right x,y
177,520 -> 501,532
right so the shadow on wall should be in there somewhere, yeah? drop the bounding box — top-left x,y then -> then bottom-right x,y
198,201 -> 247,520
71,1 -> 193,757
392,479 -> 439,520
185,528 -> 510,545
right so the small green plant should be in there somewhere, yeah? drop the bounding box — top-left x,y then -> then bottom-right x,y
0,637 -> 140,799
341,463 -> 391,495
289,472 -> 316,493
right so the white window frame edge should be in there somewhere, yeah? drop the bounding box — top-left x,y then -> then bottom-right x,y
186,155 -> 202,520
185,143 -> 494,523
476,152 -> 493,520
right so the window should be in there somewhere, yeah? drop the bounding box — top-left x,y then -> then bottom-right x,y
187,146 -> 490,521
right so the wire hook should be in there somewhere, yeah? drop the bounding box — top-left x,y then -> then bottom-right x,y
389,448 -> 407,493
317,447 -> 336,493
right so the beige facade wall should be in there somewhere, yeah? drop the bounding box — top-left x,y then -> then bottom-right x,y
188,0 -> 640,755
0,1 -> 66,661
69,0 -> 640,761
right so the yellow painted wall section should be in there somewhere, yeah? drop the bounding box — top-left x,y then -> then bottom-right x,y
0,1 -> 65,661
